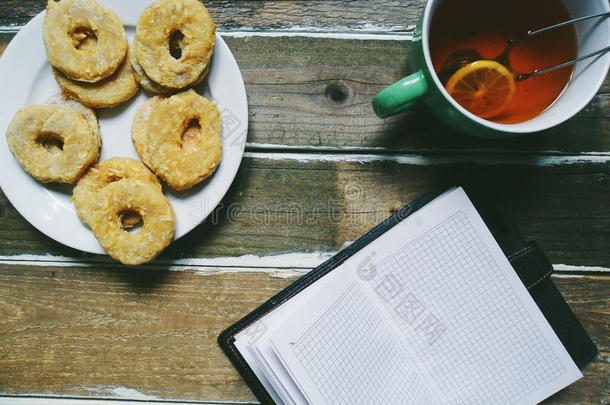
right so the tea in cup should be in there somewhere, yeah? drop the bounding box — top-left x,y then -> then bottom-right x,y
372,0 -> 610,137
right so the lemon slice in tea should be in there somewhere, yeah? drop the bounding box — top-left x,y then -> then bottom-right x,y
445,60 -> 516,119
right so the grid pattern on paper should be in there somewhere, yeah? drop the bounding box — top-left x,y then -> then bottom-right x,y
375,212 -> 565,404
292,283 -> 434,405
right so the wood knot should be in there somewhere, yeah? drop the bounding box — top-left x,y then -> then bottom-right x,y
325,81 -> 351,104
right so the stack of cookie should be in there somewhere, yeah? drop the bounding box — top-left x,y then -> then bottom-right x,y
45,0 -> 138,108
73,157 -> 175,266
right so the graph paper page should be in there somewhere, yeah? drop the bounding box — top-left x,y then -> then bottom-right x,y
272,279 -> 440,405
270,187 -> 581,405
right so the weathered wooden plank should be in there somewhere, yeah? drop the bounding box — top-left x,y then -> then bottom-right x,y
1,33 -> 608,154
0,264 -> 287,402
1,155 -> 610,267
0,0 -> 421,32
543,274 -> 610,405
0,264 -> 607,403
227,36 -> 610,155
0,264 -> 271,402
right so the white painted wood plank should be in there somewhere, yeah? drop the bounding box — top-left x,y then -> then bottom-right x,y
0,397 -> 255,405
0,253 -> 608,274
245,142 -> 610,157
242,151 -> 610,166
0,25 -> 414,39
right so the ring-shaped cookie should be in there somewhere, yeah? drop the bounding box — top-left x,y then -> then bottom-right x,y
73,157 -> 162,228
128,44 -> 173,94
88,179 -> 175,265
134,0 -> 215,89
44,0 -> 127,83
6,105 -> 100,183
143,89 -> 222,190
128,43 -> 209,94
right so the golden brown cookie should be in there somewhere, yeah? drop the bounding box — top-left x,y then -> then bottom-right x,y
142,89 -> 222,190
73,157 -> 162,228
128,43 -> 209,94
6,105 -> 100,183
44,93 -> 99,138
52,56 -> 138,108
43,0 -> 127,83
128,44 -> 173,94
134,0 -> 215,89
88,179 -> 175,265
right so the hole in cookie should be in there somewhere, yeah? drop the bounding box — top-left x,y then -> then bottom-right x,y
69,26 -> 98,50
120,210 -> 143,233
105,175 -> 123,184
36,132 -> 64,152
181,118 -> 201,152
169,30 -> 185,60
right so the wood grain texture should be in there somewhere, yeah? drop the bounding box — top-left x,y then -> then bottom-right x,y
1,156 -> 610,267
0,264 -> 607,403
0,264 -> 279,402
0,0 -> 422,31
1,33 -> 608,154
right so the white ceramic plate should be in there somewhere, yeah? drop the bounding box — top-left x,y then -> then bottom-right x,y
0,0 -> 248,255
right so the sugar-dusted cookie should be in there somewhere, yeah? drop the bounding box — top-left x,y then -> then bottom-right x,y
134,89 -> 222,190
88,179 -> 175,265
6,105 -> 100,183
134,0 -> 215,89
44,0 -> 127,83
73,157 -> 161,228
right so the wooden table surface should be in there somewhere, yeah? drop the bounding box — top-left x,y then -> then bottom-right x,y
0,1 -> 608,404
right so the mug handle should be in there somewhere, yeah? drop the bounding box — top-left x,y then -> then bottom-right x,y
372,70 -> 429,118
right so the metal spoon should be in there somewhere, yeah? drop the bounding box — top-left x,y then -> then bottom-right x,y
439,11 -> 610,83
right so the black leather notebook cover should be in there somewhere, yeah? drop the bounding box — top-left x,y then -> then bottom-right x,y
218,186 -> 598,405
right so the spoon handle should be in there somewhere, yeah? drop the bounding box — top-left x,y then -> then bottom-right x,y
526,11 -> 610,37
516,11 -> 610,80
518,45 -> 610,81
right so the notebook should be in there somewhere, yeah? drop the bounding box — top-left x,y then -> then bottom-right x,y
219,186 -> 597,405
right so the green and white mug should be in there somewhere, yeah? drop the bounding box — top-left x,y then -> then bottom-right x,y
372,0 -> 610,137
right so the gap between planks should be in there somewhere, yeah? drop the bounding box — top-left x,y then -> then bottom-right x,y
240,151 -> 610,165
0,25 -> 415,40
0,253 -> 608,276
0,395 -> 256,405
245,143 -> 610,158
